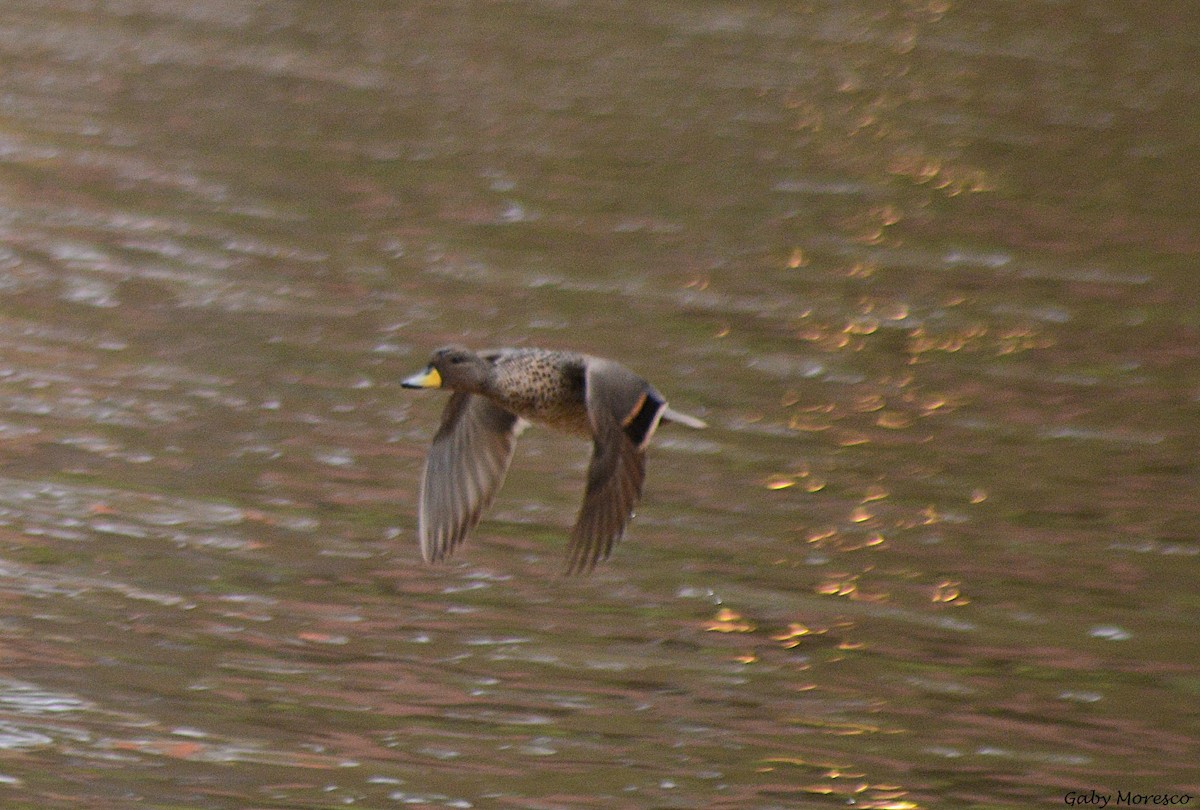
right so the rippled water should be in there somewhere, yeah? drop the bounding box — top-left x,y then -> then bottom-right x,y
0,1 -> 1197,808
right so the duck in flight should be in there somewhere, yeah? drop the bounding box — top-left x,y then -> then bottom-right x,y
402,346 -> 707,573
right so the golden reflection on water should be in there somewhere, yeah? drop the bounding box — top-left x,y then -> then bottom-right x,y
845,316 -> 880,335
816,574 -> 860,599
931,579 -> 971,606
842,532 -> 887,552
836,431 -> 872,447
759,753 -> 922,809
863,485 -> 890,502
849,506 -> 874,523
758,753 -> 922,809
803,475 -> 828,492
907,322 -> 1056,358
788,410 -> 831,432
876,410 -> 914,429
770,623 -> 813,648
763,474 -> 796,491
703,608 -> 756,634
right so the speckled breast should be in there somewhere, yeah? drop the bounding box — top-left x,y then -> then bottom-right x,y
488,350 -> 591,434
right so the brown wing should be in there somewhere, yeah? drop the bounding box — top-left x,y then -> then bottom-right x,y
565,360 -> 658,574
418,393 -> 523,563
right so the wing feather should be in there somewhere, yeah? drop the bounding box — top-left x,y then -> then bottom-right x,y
565,362 -> 652,574
418,394 -> 522,563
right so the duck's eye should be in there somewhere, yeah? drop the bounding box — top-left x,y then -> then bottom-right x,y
450,356 -> 466,365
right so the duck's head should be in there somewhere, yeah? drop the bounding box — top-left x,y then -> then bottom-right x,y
402,345 -> 490,393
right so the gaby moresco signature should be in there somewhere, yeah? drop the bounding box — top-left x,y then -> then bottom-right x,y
1064,790 -> 1193,807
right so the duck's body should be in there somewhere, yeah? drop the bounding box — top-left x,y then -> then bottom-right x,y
402,345 -> 706,573
479,348 -> 591,434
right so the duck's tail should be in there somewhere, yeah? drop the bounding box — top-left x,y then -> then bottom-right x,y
662,406 -> 707,430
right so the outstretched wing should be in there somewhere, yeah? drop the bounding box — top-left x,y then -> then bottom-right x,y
419,393 -> 523,563
565,360 -> 660,574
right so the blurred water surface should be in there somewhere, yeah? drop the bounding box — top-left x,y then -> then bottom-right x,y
0,1 -> 1196,808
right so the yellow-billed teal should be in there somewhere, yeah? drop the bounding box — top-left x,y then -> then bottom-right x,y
402,345 -> 707,573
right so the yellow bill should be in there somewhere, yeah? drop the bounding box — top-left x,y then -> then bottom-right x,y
401,367 -> 442,389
